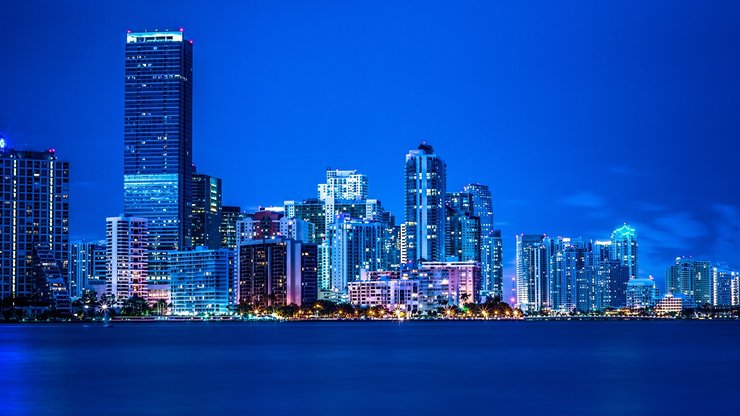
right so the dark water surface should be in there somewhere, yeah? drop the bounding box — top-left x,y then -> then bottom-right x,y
1,321 -> 738,415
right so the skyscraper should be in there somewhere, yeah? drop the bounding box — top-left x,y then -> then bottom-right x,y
191,172 -> 222,249
491,230 -> 504,299
404,142 -> 446,263
327,214 -> 385,295
463,184 -> 496,296
1,146 -> 70,300
123,29 -> 194,284
445,192 -> 481,263
610,224 -> 638,280
666,257 -> 712,306
106,215 -> 149,304
515,234 -> 549,312
220,206 -> 244,249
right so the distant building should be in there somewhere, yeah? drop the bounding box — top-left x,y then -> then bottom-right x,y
1,147 -> 70,300
655,293 -> 697,315
318,169 -> 368,201
404,142 -> 446,263
327,214 -> 385,295
191,172 -> 222,249
237,238 -> 318,307
712,265 -> 739,307
445,192 -> 481,263
516,234 -> 548,312
491,230 -> 503,299
416,261 -> 481,312
348,271 -> 419,314
220,206 -> 243,249
170,247 -> 235,316
463,184 -> 496,297
626,278 -> 659,309
610,224 -> 638,280
106,215 -> 148,304
666,257 -> 712,306
68,240 -> 107,298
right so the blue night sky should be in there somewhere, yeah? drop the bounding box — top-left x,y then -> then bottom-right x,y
1,0 -> 738,296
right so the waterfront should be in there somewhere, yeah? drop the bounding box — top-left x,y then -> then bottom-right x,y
1,321 -> 738,415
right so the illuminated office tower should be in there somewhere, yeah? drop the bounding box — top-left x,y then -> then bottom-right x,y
404,142 -> 446,263
237,238 -> 318,307
610,224 -> 638,280
220,206 -> 243,249
491,230 -> 503,299
445,192 -> 481,263
68,240 -> 107,298
170,247 -> 235,316
318,169 -> 368,201
191,172 -> 222,249
327,214 -> 385,295
515,234 -> 549,312
463,184 -> 495,296
123,29 -> 194,285
106,215 -> 149,304
666,257 -> 712,306
0,145 -> 70,300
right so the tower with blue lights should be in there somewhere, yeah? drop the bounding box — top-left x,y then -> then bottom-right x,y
610,224 -> 638,280
123,29 -> 194,285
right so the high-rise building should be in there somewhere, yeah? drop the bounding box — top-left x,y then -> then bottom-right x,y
68,240 -> 107,298
220,206 -> 243,249
327,214 -> 385,295
610,224 -> 638,280
1,146 -> 70,300
463,184 -> 496,296
712,265 -> 739,307
491,230 -> 504,299
106,215 -> 149,304
236,209 -> 314,245
515,234 -> 549,312
666,257 -> 712,306
548,237 -> 591,312
415,261 -> 481,312
124,29 -> 194,286
318,169 -> 368,201
404,142 -> 446,263
445,192 -> 481,263
170,247 -> 235,316
191,172 -> 222,249
237,238 -> 318,307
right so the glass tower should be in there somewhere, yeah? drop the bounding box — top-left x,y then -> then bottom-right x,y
124,29 -> 194,283
463,184 -> 496,296
404,142 -> 446,263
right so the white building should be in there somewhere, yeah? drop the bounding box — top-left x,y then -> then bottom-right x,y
655,293 -> 697,315
414,261 -> 481,313
318,169 -> 368,201
106,215 -> 148,305
712,265 -> 739,307
349,271 -> 419,313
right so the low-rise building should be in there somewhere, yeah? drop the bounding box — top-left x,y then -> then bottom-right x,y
655,293 -> 697,315
626,277 -> 659,309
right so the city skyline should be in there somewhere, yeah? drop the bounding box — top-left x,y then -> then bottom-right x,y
1,1 -> 739,296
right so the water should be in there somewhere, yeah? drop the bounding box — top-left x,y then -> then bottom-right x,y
1,321 -> 738,415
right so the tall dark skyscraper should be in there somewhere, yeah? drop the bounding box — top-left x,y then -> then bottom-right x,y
191,172 -> 222,249
404,142 -> 446,263
123,29 -> 194,284
1,146 -> 70,300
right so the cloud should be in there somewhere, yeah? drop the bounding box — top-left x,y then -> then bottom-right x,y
606,165 -> 644,177
559,192 -> 605,209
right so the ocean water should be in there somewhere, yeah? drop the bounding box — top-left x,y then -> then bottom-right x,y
0,321 -> 738,415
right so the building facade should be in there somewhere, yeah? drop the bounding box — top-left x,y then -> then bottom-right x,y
1,147 -> 70,300
68,240 -> 107,298
327,214 -> 385,295
191,172 -> 222,249
611,224 -> 638,280
516,234 -> 549,312
666,257 -> 712,306
626,278 -> 659,309
106,215 -> 149,304
404,142 -> 446,263
237,238 -> 318,307
220,205 -> 243,249
124,29 -> 194,286
170,247 -> 235,316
